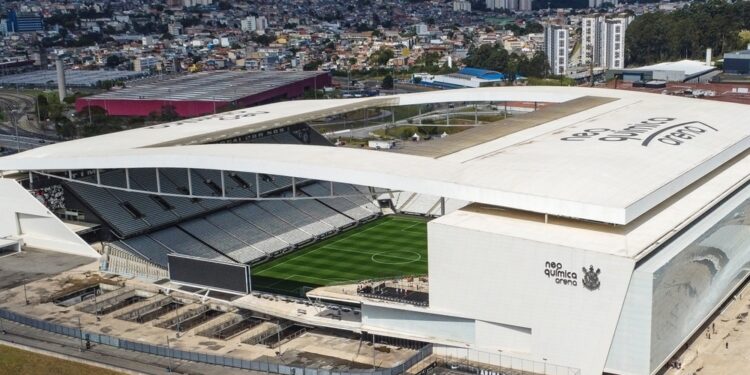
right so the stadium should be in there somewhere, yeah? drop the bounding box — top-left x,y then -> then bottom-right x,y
1,86 -> 750,375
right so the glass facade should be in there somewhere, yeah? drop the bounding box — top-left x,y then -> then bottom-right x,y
649,183 -> 750,370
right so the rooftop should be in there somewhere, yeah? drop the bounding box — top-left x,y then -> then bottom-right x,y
0,69 -> 145,87
457,67 -> 505,80
627,59 -> 716,77
83,71 -> 328,102
724,49 -> 750,58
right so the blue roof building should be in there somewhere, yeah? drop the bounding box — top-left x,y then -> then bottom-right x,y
413,67 -> 506,89
457,67 -> 505,81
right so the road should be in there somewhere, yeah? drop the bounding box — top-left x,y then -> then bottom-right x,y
0,91 -> 57,138
0,133 -> 53,152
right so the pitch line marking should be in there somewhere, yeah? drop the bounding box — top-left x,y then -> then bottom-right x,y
254,219 -> 398,275
286,274 -> 359,284
371,251 -> 422,265
324,245 -> 428,263
400,222 -> 424,232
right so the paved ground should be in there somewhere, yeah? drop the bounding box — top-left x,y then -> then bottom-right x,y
0,318 -> 264,375
665,280 -> 750,374
0,248 -> 97,290
0,261 -> 417,373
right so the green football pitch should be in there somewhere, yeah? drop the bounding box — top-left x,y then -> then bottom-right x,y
251,215 -> 428,296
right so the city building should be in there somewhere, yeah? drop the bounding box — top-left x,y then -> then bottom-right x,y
723,47 -> 750,75
413,67 -> 505,88
453,1 -> 472,12
544,24 -> 569,75
3,87 -> 750,375
4,10 -> 43,33
133,56 -> 159,72
485,0 -> 531,11
256,16 -> 269,32
168,22 -> 183,36
241,17 -> 257,32
613,59 -> 717,83
589,0 -> 618,8
74,70 -> 332,117
581,16 -> 628,70
182,0 -> 213,6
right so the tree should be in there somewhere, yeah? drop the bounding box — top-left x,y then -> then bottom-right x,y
77,105 -> 108,125
303,60 -> 322,71
217,1 -> 231,10
463,43 -> 510,71
369,47 -> 394,66
106,55 -> 124,68
625,0 -> 750,66
382,75 -> 394,90
160,105 -> 180,121
740,30 -> 750,47
36,94 -> 49,120
519,51 -> 549,78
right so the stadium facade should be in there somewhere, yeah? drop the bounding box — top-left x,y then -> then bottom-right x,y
1,87 -> 750,375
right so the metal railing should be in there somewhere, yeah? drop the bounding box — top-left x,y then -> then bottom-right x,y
432,346 -> 581,375
0,308 -> 433,375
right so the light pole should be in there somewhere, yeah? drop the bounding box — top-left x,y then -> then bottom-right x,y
94,291 -> 99,321
372,333 -> 376,369
543,357 -> 547,375
166,335 -> 173,372
23,280 -> 29,305
35,96 -> 41,128
11,107 -> 21,152
276,320 -> 283,356
76,316 -> 85,351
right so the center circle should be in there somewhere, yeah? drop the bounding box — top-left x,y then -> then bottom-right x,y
371,251 -> 421,265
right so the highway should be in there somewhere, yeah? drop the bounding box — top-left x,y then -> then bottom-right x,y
0,133 -> 53,152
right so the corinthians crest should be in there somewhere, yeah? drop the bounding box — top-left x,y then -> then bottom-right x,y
581,265 -> 601,291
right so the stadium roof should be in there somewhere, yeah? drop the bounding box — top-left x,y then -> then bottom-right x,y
2,86 -> 750,227
82,71 -> 328,102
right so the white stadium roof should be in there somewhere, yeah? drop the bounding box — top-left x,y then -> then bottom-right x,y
2,86 -> 750,228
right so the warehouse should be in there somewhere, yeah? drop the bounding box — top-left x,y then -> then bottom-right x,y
75,70 -> 331,117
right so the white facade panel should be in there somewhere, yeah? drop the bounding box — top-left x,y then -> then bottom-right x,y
474,320 -> 532,353
0,179 -> 98,257
361,304 -> 475,344
427,217 -> 635,375
604,270 -> 653,375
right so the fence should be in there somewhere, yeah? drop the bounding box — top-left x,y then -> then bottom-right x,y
0,308 -> 433,375
432,346 -> 580,375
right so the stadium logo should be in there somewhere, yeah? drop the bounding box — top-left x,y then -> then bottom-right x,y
581,265 -> 601,291
145,111 -> 270,129
544,261 -> 578,287
560,118 -> 717,147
